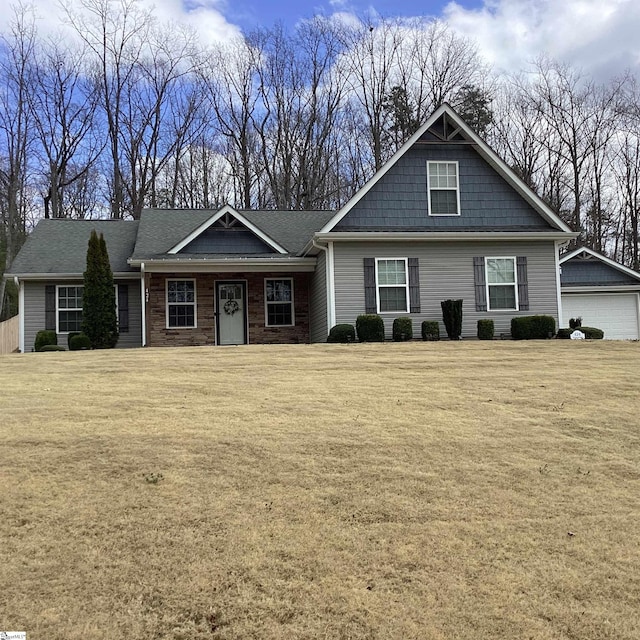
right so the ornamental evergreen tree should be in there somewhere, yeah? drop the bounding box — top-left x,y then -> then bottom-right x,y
81,230 -> 119,348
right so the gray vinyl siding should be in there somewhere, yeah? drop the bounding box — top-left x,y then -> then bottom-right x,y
309,251 -> 328,342
336,145 -> 554,231
561,258 -> 639,287
117,280 -> 142,348
22,279 -> 142,352
332,241 -> 559,338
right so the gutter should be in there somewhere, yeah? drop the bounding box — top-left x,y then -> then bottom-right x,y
127,257 -> 317,272
313,231 -> 580,242
4,272 -> 140,280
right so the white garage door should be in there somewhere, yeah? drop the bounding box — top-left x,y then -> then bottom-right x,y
562,293 -> 639,340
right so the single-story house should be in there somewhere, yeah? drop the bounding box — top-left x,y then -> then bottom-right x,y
560,247 -> 640,340
7,103 -> 580,352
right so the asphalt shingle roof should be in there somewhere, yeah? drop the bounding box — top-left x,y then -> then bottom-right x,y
7,219 -> 140,276
131,208 -> 334,259
8,209 -> 334,276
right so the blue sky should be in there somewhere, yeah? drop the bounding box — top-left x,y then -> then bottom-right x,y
222,0 -> 484,29
3,0 -> 638,80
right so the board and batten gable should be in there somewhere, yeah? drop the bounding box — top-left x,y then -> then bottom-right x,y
334,144 -> 555,231
331,241 -> 560,338
22,280 -> 142,352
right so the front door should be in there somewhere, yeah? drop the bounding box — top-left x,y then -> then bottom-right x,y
216,281 -> 247,345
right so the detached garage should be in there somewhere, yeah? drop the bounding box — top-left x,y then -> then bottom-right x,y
560,247 -> 640,340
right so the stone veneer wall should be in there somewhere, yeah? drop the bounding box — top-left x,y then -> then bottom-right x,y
146,272 -> 310,347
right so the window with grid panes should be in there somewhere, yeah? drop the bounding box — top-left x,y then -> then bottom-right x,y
427,161 -> 460,215
167,279 -> 196,327
265,278 -> 293,326
376,259 -> 409,312
486,258 -> 517,310
57,286 -> 84,332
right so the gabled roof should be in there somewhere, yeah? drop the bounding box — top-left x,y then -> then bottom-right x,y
168,205 -> 287,255
6,219 -> 140,277
131,207 -> 334,261
559,247 -> 640,285
319,103 -> 574,235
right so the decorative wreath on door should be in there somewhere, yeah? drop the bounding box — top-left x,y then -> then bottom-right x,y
223,299 -> 240,316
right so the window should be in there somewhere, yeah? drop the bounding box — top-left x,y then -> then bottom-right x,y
486,258 -> 518,310
427,161 -> 460,215
265,278 -> 294,326
57,285 -> 84,333
166,279 -> 197,328
376,258 -> 409,313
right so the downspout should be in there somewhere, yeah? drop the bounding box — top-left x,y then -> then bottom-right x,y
15,276 -> 24,353
312,239 -> 336,332
140,263 -> 147,347
555,240 -> 568,330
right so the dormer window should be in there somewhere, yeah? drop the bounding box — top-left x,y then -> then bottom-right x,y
427,161 -> 460,216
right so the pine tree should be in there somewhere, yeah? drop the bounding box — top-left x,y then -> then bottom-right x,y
81,230 -> 119,348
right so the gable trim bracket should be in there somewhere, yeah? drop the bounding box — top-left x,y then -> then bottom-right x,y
318,103 -> 575,236
167,204 -> 288,255
559,246 -> 640,282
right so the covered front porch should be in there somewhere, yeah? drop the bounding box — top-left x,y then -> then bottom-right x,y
143,270 -> 312,347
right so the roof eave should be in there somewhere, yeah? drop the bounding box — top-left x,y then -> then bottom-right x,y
313,231 -> 579,242
561,285 -> 640,293
7,271 -> 140,280
128,256 -> 317,273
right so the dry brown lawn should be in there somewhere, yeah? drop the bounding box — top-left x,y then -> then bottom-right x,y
1,341 -> 639,639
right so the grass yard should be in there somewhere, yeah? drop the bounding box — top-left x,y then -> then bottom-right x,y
1,341 -> 639,639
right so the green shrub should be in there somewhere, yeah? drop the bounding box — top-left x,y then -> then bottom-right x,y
511,315 -> 556,340
392,317 -> 413,341
327,324 -> 356,343
39,344 -> 66,352
421,321 -> 440,341
569,317 -> 582,329
477,319 -> 494,340
69,333 -> 92,350
356,314 -> 385,342
556,326 -> 604,339
441,299 -> 463,340
67,331 -> 81,348
35,329 -> 57,352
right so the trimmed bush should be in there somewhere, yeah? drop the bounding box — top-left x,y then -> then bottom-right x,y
511,315 -> 556,340
557,326 -> 604,339
67,331 -> 81,349
392,317 -> 413,341
356,314 -> 385,342
39,344 -> 66,352
441,299 -> 463,340
569,317 -> 582,329
69,333 -> 92,350
477,319 -> 494,340
421,320 -> 440,341
327,324 -> 356,343
35,329 -> 57,352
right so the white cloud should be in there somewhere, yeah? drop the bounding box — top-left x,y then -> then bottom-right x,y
0,0 -> 240,47
443,0 -> 640,79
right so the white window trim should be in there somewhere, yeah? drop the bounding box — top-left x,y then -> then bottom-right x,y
56,284 -> 84,334
427,160 -> 461,216
375,258 -> 409,314
264,277 -> 295,327
485,256 -> 519,312
166,278 -> 197,329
